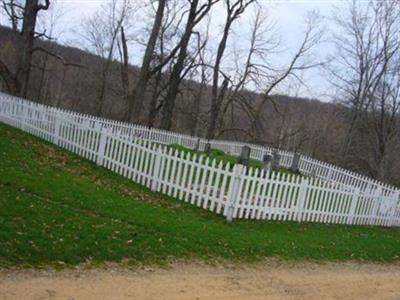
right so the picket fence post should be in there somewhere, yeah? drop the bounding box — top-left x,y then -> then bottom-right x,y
225,164 -> 245,223
0,99 -> 4,121
21,104 -> 27,131
370,187 -> 382,225
53,110 -> 61,145
296,178 -> 308,221
327,167 -> 333,181
387,192 -> 399,227
151,147 -> 163,192
348,188 -> 360,224
96,126 -> 108,166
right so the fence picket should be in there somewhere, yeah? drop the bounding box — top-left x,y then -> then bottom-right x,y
96,127 -> 107,166
226,164 -> 245,222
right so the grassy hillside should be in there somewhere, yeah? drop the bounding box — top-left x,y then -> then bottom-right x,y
0,123 -> 400,268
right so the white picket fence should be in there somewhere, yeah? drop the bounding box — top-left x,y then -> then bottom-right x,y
0,91 -> 395,198
0,91 -> 400,227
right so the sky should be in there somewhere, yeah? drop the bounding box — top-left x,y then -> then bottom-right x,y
2,0 -> 360,101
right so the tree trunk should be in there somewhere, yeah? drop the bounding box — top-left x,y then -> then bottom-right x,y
207,76 -> 229,139
190,79 -> 205,136
128,0 -> 167,123
160,0 -> 199,130
12,0 -> 50,97
120,26 -> 130,120
16,1 -> 36,97
37,51 -> 50,103
207,15 -> 231,139
147,68 -> 162,127
0,59 -> 19,94
16,0 -> 48,97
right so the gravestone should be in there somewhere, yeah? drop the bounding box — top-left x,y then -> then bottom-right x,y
238,146 -> 251,167
204,142 -> 211,156
291,152 -> 301,172
262,153 -> 273,171
272,150 -> 281,169
194,138 -> 200,151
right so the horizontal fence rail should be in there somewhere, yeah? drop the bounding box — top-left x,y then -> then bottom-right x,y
0,92 -> 399,227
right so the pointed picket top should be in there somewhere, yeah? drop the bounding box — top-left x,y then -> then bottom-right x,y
295,173 -> 301,185
204,156 -> 210,167
250,166 -> 256,177
184,149 -> 191,162
175,146 -> 182,158
224,161 -> 231,172
259,167 -> 266,179
287,172 -> 293,183
279,170 -> 285,182
167,147 -> 174,157
254,167 -> 260,178
192,152 -> 198,164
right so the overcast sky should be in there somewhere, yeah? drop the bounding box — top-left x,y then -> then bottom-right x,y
3,0 -> 362,101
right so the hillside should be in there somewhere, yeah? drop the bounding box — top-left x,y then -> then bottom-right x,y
1,123 -> 400,268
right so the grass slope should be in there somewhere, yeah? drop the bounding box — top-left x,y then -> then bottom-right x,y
0,123 -> 399,268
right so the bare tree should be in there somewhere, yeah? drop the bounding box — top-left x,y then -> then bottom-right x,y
213,5 -> 271,139
206,0 -> 256,140
17,0 -> 51,97
1,0 -> 23,31
246,10 -> 323,143
82,0 -> 132,116
145,0 -> 187,126
34,0 -> 66,103
0,0 -> 51,96
160,0 -> 219,130
118,25 -> 130,118
328,0 -> 400,180
127,0 -> 167,122
189,26 -> 211,136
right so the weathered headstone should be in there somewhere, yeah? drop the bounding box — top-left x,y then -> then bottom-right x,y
290,152 -> 301,172
204,142 -> 211,156
272,150 -> 281,169
262,153 -> 273,171
194,138 -> 201,151
238,146 -> 251,167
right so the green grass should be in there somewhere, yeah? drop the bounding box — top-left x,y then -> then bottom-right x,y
0,123 -> 400,268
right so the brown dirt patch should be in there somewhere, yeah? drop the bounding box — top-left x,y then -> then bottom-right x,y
1,262 -> 400,299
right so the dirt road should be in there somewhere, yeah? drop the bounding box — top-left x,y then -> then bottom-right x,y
1,262 -> 400,299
